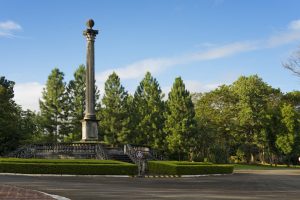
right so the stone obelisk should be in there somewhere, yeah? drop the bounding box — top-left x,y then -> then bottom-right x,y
82,19 -> 99,141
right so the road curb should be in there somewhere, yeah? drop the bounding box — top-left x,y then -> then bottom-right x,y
143,173 -> 233,178
0,173 -> 233,178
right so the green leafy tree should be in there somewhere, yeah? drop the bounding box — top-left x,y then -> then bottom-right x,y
164,77 -> 196,160
101,72 -> 131,146
276,103 -> 299,165
18,110 -> 44,143
39,68 -> 68,142
195,85 -> 237,163
0,77 -> 22,155
231,75 -> 272,163
263,89 -> 283,164
133,72 -> 165,148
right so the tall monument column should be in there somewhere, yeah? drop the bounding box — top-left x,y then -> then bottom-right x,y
82,19 -> 99,141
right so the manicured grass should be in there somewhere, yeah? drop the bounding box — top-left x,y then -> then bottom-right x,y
0,158 -> 137,175
234,164 -> 300,170
148,161 -> 233,175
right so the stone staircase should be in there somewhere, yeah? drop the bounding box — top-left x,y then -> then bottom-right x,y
103,146 -> 133,163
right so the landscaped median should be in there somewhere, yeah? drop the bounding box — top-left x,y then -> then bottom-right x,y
148,161 -> 234,175
0,158 -> 137,175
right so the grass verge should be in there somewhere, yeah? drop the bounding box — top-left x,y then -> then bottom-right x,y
234,164 -> 300,170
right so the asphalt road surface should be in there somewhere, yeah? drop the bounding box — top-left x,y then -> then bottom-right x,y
1,170 -> 300,200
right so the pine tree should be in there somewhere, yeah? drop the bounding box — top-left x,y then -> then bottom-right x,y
133,72 -> 165,148
39,68 -> 68,143
101,72 -> 131,146
164,77 -> 197,160
65,65 -> 102,142
66,65 -> 86,141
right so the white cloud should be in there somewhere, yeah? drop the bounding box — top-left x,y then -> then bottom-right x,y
288,19 -> 300,30
267,19 -> 300,47
188,42 -> 259,61
162,81 -> 220,98
185,80 -> 220,93
97,58 -> 179,81
14,82 -> 44,111
96,41 -> 258,86
267,31 -> 300,47
0,21 -> 22,31
0,20 -> 22,38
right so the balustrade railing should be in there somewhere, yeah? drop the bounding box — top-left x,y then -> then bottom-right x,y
6,143 -> 109,160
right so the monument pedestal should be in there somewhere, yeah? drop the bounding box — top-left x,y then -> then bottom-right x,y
81,119 -> 99,141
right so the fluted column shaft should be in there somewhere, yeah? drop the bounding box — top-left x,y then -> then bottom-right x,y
84,30 -> 97,119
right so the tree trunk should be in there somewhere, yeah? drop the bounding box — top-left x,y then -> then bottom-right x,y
250,153 -> 255,163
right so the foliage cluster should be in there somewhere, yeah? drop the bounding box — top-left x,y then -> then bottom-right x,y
194,75 -> 300,165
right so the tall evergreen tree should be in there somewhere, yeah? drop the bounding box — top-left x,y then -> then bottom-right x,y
101,72 -> 131,146
39,68 -> 68,142
133,72 -> 165,148
66,65 -> 86,141
164,77 -> 197,160
64,65 -> 102,142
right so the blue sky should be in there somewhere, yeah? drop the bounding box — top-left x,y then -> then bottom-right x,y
1,0 -> 300,111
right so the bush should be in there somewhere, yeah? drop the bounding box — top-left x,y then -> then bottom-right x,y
0,158 -> 137,175
148,161 -> 233,175
0,158 -> 124,164
165,161 -> 213,165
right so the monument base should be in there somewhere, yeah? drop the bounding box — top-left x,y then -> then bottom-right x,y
81,119 -> 99,141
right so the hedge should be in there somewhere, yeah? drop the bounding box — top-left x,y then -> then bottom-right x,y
0,159 -> 137,175
163,161 -> 213,165
148,161 -> 233,175
0,158 -> 125,164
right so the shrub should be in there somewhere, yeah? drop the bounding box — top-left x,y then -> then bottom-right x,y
148,161 -> 233,175
0,158 -> 124,164
0,159 -> 137,175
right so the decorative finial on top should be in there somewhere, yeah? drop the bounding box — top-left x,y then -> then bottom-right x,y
86,19 -> 95,29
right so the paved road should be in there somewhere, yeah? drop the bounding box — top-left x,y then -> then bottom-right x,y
1,170 -> 300,200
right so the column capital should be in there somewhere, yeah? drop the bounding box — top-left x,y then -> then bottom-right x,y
83,29 -> 98,41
